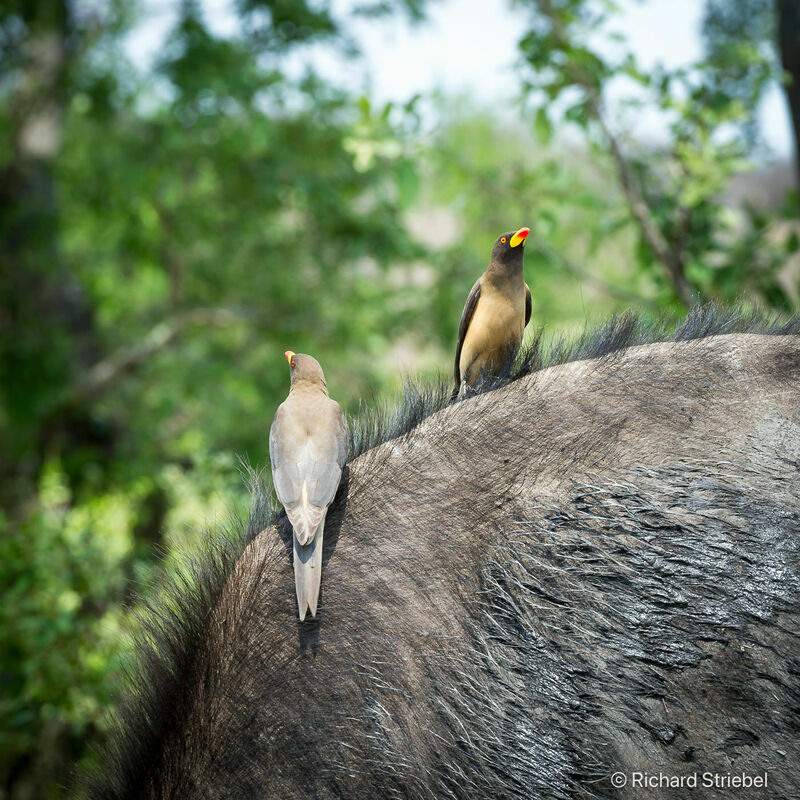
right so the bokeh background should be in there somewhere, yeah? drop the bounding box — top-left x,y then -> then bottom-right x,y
1,0 -> 798,796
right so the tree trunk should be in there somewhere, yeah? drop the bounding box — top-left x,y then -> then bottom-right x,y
0,4 -> 109,793
0,1 -> 103,516
777,0 -> 800,190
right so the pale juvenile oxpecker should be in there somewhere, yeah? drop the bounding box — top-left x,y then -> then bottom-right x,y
270,352 -> 348,620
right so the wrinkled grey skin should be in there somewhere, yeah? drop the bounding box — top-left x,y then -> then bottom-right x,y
89,332 -> 800,800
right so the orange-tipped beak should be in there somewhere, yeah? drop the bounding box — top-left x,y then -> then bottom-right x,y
284,350 -> 295,364
509,227 -> 530,248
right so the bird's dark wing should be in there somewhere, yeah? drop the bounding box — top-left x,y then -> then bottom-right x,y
453,277 -> 481,389
525,282 -> 532,327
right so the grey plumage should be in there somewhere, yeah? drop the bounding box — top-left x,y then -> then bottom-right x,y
269,352 -> 348,620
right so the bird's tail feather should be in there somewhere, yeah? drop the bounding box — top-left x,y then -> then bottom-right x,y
294,511 -> 326,621
287,499 -> 326,546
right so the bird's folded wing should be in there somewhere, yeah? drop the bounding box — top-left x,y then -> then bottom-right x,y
454,277 -> 482,387
269,410 -> 302,504
525,282 -> 531,327
271,410 -> 345,525
281,456 -> 341,545
307,458 -> 343,508
334,406 -> 348,468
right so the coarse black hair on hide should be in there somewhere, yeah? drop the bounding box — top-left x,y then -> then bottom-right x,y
347,303 -> 800,459
79,304 -> 800,799
80,486 -> 279,800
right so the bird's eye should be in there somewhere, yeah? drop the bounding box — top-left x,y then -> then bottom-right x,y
500,237 -> 506,244
290,360 -> 296,368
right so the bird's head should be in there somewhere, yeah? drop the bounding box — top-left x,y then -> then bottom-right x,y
490,226 -> 530,268
284,351 -> 328,392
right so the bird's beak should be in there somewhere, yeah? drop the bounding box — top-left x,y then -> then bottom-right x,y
284,350 -> 295,364
509,227 -> 530,248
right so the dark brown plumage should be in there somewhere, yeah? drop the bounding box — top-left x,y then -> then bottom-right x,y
269,352 -> 348,620
453,227 -> 531,396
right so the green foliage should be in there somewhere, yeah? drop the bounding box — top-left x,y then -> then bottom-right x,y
0,464 -> 129,798
1,0 -> 798,796
418,101 -> 653,350
516,0 -> 798,309
1,0 -> 431,795
702,0 -> 776,148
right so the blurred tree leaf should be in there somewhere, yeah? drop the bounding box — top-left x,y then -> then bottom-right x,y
0,0 -> 432,795
515,0 -> 797,309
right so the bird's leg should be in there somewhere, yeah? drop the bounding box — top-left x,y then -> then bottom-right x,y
458,380 -> 477,400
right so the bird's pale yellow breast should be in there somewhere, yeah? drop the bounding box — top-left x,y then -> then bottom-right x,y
459,277 -> 526,386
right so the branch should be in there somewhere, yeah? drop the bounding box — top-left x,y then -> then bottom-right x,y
537,0 -> 696,307
776,0 -> 800,194
587,98 -> 695,306
63,307 -> 240,406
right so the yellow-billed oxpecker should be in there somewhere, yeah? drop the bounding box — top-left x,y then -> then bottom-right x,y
453,227 -> 532,396
270,352 -> 348,621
